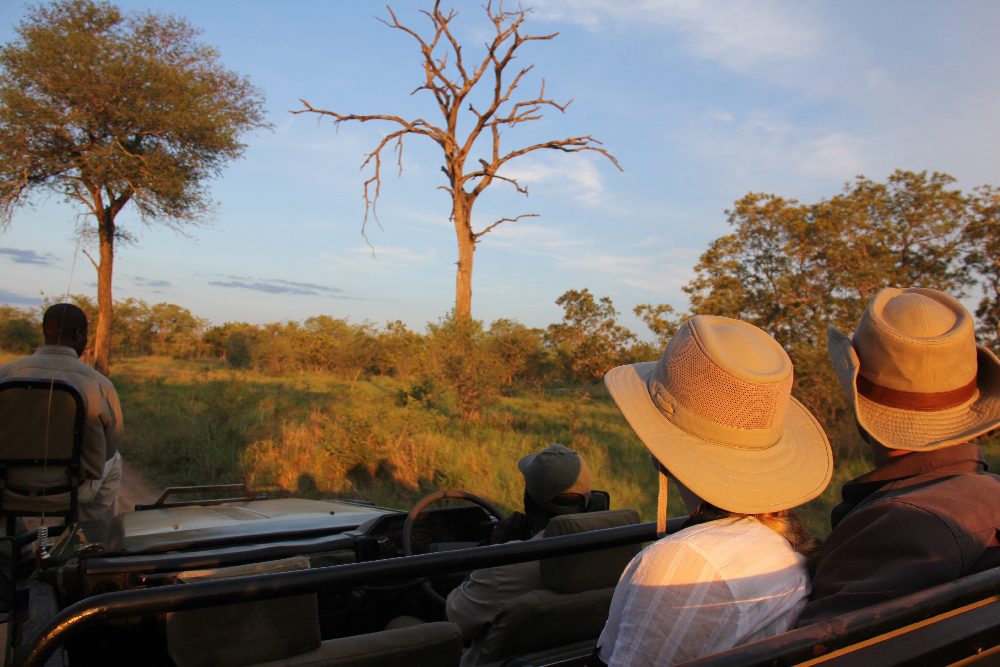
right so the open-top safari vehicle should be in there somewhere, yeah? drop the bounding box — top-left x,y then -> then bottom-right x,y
4,378 -> 1000,667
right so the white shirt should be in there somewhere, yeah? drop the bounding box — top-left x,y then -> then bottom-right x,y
598,516 -> 810,667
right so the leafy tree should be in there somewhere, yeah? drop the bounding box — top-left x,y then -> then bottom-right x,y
297,2 -> 620,319
633,303 -> 686,348
684,170 -> 986,430
425,313 -> 504,420
0,305 -> 42,354
966,187 -> 1000,353
546,289 -> 636,382
0,0 -> 269,374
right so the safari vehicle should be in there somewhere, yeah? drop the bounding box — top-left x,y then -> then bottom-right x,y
4,378 -> 1000,667
6,485 -> 1000,667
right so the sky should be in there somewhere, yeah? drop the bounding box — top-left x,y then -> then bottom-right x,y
1,0 -> 999,336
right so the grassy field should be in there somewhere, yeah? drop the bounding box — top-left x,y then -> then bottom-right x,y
5,352 -> 998,537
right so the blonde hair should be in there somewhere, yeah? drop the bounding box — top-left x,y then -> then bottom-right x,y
689,504 -> 823,572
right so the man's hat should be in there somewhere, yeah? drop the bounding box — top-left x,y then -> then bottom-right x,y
518,444 -> 592,514
828,287 -> 1000,450
604,315 -> 832,519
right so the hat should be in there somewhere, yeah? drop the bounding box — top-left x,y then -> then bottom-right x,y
828,287 -> 1000,450
604,315 -> 832,518
518,444 -> 592,514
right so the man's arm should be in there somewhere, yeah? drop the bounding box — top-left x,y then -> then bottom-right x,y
445,567 -> 503,642
797,500 -> 962,627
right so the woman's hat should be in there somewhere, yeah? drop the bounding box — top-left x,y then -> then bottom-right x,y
828,287 -> 1000,450
604,315 -> 832,516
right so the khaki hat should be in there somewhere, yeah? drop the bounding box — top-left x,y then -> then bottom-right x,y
604,315 -> 832,518
829,287 -> 1000,450
518,444 -> 592,514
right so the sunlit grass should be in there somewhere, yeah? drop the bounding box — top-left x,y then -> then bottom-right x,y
13,352 -> 991,537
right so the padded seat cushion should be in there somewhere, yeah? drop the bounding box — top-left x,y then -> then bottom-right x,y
540,508 -> 641,593
476,587 -> 616,665
250,622 -> 464,667
167,556 -> 320,667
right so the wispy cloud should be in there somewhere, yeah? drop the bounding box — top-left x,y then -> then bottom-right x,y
0,289 -> 44,306
0,248 -> 60,266
131,276 -> 172,288
500,155 -> 608,206
533,0 -> 823,71
322,246 -> 438,276
209,275 -> 349,297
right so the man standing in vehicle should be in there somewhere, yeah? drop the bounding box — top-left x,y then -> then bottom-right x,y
445,443 -> 593,667
0,303 -> 124,523
798,287 -> 1000,626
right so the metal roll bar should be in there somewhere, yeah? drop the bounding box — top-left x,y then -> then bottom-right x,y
15,517 -> 677,667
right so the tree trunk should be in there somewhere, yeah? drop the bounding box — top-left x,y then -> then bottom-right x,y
454,195 -> 475,319
94,214 -> 115,375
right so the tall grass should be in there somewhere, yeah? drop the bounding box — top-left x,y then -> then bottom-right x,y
7,352 -> 998,537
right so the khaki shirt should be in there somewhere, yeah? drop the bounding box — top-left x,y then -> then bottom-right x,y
445,533 -> 546,667
0,346 -> 123,480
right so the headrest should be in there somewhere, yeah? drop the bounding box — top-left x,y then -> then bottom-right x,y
540,508 -> 641,594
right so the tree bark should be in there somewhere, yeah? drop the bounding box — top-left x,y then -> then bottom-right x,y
454,194 -> 475,319
94,213 -> 115,376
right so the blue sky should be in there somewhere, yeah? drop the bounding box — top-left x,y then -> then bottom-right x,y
2,0 -> 998,336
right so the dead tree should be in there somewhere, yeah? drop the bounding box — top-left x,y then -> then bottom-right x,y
296,1 -> 621,319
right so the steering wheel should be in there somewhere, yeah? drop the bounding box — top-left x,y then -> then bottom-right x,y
402,490 -> 506,605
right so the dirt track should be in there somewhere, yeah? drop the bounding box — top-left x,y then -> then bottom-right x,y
118,458 -> 162,511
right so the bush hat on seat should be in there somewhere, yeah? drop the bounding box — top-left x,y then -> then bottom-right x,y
828,287 -> 1000,451
604,315 -> 832,525
518,444 -> 592,514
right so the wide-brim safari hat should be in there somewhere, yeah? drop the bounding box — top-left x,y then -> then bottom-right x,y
605,315 -> 832,518
829,287 -> 1000,450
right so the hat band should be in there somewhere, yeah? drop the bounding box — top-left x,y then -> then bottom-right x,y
857,374 -> 978,411
647,375 -> 783,449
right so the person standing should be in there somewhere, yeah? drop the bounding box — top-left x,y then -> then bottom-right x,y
0,303 -> 124,522
797,287 -> 1000,626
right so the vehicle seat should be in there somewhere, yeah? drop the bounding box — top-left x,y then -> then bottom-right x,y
167,556 -> 464,667
474,508 -> 641,665
0,379 -> 86,534
251,623 -> 463,667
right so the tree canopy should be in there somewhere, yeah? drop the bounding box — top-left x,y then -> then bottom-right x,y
677,170 -> 998,433
0,0 -> 269,373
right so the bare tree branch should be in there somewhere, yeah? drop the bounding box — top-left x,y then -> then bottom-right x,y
296,1 -> 621,317
473,213 -> 538,242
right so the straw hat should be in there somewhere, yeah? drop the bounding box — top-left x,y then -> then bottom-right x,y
605,315 -> 832,519
828,287 -> 1000,451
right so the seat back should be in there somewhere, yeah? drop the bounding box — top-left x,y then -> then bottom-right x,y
0,379 -> 85,524
540,508 -> 642,593
475,508 -> 642,665
167,556 -> 321,667
249,623 -> 464,667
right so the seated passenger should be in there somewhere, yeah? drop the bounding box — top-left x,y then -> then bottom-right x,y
446,443 -> 592,667
0,303 -> 124,524
595,315 -> 832,667
797,288 -> 1000,626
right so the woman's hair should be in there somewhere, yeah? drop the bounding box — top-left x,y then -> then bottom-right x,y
688,503 -> 823,572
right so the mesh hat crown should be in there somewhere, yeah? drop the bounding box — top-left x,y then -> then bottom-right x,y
828,287 -> 1000,450
604,315 -> 832,514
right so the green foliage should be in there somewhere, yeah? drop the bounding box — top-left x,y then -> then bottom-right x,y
546,289 -> 638,382
0,305 -> 42,353
676,170 -> 993,450
966,187 -> 1000,353
424,314 -> 506,421
0,0 -> 269,226
633,303 -> 686,349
